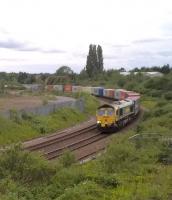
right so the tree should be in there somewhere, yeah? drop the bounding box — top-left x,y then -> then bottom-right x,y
85,44 -> 104,77
118,67 -> 126,72
86,44 -> 95,77
56,66 -> 73,76
97,45 -> 103,73
18,72 -> 28,84
161,64 -> 170,74
54,66 -> 76,84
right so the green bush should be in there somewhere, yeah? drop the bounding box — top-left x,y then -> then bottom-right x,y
9,109 -> 22,124
101,141 -> 137,173
164,91 -> 172,100
58,150 -> 76,168
158,142 -> 172,165
0,145 -> 55,183
86,173 -> 118,188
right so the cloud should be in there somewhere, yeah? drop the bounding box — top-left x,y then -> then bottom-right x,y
132,38 -> 166,44
0,39 -> 25,49
105,55 -> 119,60
72,52 -> 87,58
0,38 -> 65,54
111,44 -> 130,48
41,49 -> 66,54
0,58 -> 27,61
157,51 -> 172,57
161,22 -> 172,36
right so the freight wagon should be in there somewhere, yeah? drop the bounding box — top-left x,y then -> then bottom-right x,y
91,87 -> 104,96
81,86 -> 92,94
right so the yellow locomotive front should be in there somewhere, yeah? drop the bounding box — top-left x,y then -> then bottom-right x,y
96,104 -> 117,131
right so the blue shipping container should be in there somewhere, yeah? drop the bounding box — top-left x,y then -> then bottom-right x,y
98,88 -> 104,96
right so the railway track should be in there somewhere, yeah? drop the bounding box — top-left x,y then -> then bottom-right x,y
45,132 -> 108,160
24,124 -> 97,151
23,97 -> 144,162
23,121 -> 109,160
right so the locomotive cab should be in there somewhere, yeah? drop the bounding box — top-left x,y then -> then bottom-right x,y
96,104 -> 117,131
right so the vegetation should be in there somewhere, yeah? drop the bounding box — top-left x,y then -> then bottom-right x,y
0,93 -> 172,199
85,44 -> 104,77
0,93 -> 99,145
1,53 -> 172,199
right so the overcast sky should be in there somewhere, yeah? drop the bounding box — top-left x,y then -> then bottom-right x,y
0,0 -> 172,73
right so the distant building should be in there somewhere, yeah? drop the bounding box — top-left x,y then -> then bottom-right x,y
120,72 -> 131,76
120,71 -> 163,77
143,72 -> 163,77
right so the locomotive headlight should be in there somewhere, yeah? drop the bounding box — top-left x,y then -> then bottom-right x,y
97,120 -> 101,124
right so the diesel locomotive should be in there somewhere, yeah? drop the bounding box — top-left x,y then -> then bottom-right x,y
96,97 -> 140,132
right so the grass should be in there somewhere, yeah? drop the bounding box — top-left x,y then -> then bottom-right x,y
1,85 -> 172,199
0,93 -> 99,145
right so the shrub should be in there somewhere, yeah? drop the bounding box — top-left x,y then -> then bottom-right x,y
86,174 -> 118,188
0,145 -> 55,183
101,141 -> 136,173
9,109 -> 21,124
158,142 -> 172,165
164,92 -> 172,100
58,150 -> 76,168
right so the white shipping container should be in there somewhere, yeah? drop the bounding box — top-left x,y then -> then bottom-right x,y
53,85 -> 63,91
115,89 -> 120,99
103,89 -> 109,97
72,86 -> 82,93
81,86 -> 92,94
91,87 -> 103,95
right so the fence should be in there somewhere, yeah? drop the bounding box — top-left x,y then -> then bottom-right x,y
1,98 -> 85,119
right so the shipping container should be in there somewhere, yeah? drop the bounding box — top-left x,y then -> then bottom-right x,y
98,88 -> 104,96
53,85 -> 63,91
91,87 -> 104,96
103,89 -> 109,97
81,86 -> 92,94
126,91 -> 140,97
72,86 -> 82,93
108,89 -> 115,98
63,84 -> 72,93
46,85 -> 54,92
127,96 -> 140,115
115,89 -> 127,100
103,89 -> 115,98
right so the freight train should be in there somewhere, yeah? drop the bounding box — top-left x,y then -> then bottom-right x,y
44,84 -> 140,132
91,87 -> 140,132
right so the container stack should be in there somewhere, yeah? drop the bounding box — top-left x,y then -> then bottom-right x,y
63,84 -> 72,93
103,89 -> 115,98
72,86 -> 82,93
91,87 -> 104,96
53,85 -> 63,92
115,89 -> 128,100
81,86 -> 92,94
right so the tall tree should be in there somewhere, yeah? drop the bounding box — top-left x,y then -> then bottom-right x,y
97,45 -> 103,73
86,44 -> 94,77
85,44 -> 104,77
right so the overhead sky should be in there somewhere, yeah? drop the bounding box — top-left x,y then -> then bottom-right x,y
0,0 -> 172,73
